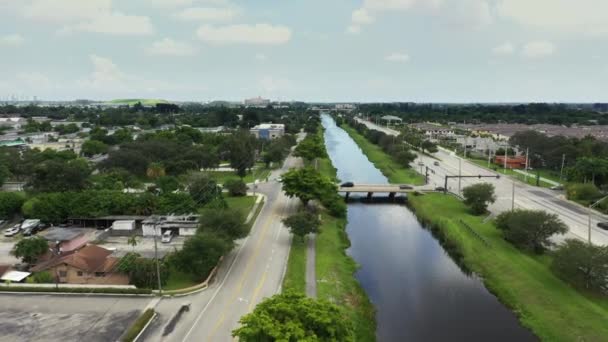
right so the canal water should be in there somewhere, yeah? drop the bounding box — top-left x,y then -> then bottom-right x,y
321,115 -> 535,341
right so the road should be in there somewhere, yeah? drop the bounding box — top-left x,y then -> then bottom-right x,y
143,143 -> 303,342
355,118 -> 608,246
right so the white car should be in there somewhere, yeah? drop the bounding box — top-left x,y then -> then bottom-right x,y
4,225 -> 20,237
161,230 -> 174,243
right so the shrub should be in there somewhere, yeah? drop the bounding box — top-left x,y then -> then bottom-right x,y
552,239 -> 608,292
462,183 -> 496,215
0,192 -> 26,219
566,183 -> 601,202
32,271 -> 55,284
224,178 -> 248,197
495,209 -> 568,253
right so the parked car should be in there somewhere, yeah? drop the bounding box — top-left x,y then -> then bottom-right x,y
20,219 -> 40,231
161,230 -> 174,243
4,224 -> 20,237
597,222 -> 608,230
435,186 -> 446,192
433,161 -> 440,166
399,185 -> 413,190
340,182 -> 355,187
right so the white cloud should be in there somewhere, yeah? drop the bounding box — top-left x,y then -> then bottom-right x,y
259,76 -> 291,94
385,52 -> 410,63
87,54 -> 127,88
352,8 -> 374,25
497,0 -> 608,36
492,42 -> 515,55
68,12 -> 154,35
146,38 -> 197,56
20,0 -> 153,36
255,53 -> 267,61
0,34 -> 25,46
521,41 -> 555,59
149,0 -> 230,7
197,24 -> 291,45
174,7 -> 238,21
347,25 -> 361,34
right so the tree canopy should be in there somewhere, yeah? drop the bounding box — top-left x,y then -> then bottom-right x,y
12,237 -> 48,264
495,209 -> 568,253
233,292 -> 355,342
551,239 -> 608,292
462,183 -> 496,215
282,211 -> 321,240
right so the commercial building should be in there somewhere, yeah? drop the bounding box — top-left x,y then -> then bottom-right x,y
244,96 -> 270,108
250,123 -> 285,140
142,214 -> 199,237
494,155 -> 527,169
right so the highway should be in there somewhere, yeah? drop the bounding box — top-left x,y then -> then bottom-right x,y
355,118 -> 608,246
143,148 -> 302,342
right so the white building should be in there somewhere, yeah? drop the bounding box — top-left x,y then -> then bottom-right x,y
334,103 -> 356,111
142,215 -> 199,237
0,117 -> 25,129
250,123 -> 285,140
244,96 -> 270,108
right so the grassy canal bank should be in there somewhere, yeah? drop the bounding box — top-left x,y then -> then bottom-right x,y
341,124 -> 424,185
346,123 -> 608,341
282,128 -> 377,341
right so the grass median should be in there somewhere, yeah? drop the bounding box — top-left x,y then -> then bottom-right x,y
341,124 -> 424,185
408,193 -> 608,341
282,237 -> 307,293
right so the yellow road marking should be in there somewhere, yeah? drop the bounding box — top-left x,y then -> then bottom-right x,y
207,206 -> 279,339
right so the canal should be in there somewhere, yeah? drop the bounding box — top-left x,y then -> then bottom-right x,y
321,115 -> 535,341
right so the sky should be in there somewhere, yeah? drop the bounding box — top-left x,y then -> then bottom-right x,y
0,0 -> 607,103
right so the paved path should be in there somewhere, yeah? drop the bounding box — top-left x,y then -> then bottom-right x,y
305,234 -> 317,298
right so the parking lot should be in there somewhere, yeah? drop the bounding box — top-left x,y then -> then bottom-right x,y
0,294 -> 151,342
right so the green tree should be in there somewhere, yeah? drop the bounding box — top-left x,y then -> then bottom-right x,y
188,173 -> 222,205
224,178 -> 247,197
462,183 -> 496,215
81,140 -> 108,157
32,271 -> 55,283
12,237 -> 48,264
155,175 -> 180,194
127,234 -> 138,252
157,192 -> 198,214
233,291 -> 354,342
224,131 -> 256,178
282,211 -> 321,240
118,252 -> 169,289
172,233 -> 233,281
495,209 -> 568,253
421,140 -> 438,153
281,167 -> 328,205
198,207 -> 247,240
294,135 -> 326,163
0,163 -> 10,186
0,192 -> 25,219
28,158 -> 91,192
552,239 -> 608,291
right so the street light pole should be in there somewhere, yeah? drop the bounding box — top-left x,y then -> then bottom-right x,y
560,154 -> 566,182
458,157 -> 462,194
153,216 -> 162,295
511,181 -> 515,211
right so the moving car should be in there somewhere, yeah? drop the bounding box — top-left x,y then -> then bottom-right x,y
4,224 -> 20,237
597,222 -> 608,230
340,182 -> 354,187
433,161 -> 440,166
435,186 -> 446,192
161,230 -> 174,243
399,185 -> 413,190
550,185 -> 564,191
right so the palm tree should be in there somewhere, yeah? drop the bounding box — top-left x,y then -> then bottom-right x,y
146,162 -> 166,179
127,234 -> 138,251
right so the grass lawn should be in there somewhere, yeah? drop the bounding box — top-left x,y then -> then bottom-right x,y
204,168 -> 272,184
341,124 -> 425,185
282,237 -> 307,293
316,213 -> 376,341
164,269 -> 197,291
408,193 -> 608,341
225,195 -> 257,217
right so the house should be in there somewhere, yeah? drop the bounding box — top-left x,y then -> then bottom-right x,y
142,214 -> 199,237
30,244 -> 129,285
42,228 -> 88,253
410,122 -> 455,140
250,123 -> 285,140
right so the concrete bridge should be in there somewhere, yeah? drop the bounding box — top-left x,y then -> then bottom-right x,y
338,184 -> 434,201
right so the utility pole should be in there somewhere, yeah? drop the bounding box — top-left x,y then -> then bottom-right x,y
153,216 -> 162,295
458,157 -> 462,194
560,154 -> 566,182
511,181 -> 515,211
587,194 -> 608,244
487,148 -> 491,167
524,148 -> 529,183
503,144 -> 508,174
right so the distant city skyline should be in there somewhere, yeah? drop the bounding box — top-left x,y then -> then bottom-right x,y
1,1 -> 607,102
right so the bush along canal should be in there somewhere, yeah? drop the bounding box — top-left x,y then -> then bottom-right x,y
321,114 -> 536,341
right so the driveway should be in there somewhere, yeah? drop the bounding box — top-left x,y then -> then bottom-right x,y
98,236 -> 185,259
0,294 -> 152,342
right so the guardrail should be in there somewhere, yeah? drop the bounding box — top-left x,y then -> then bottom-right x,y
458,219 -> 491,248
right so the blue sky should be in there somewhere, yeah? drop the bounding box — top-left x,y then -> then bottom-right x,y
0,0 -> 607,102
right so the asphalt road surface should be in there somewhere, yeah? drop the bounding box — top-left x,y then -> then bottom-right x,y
143,140 -> 303,342
356,118 -> 608,246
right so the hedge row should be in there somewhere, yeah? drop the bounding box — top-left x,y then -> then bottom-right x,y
0,286 -> 152,295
